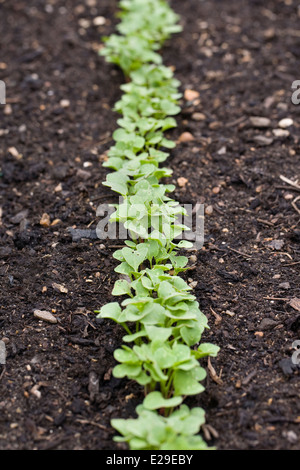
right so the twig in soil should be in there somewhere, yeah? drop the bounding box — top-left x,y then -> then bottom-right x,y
282,261 -> 300,267
291,196 -> 300,216
207,357 -> 223,385
224,116 -> 248,128
210,307 -> 222,325
202,423 -> 219,441
257,218 -> 274,226
242,369 -> 257,386
279,175 -> 300,191
275,185 -> 300,193
0,366 -> 6,383
227,246 -> 252,259
263,296 -> 290,301
75,418 -> 109,431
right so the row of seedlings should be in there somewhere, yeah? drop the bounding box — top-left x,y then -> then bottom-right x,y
96,0 -> 219,450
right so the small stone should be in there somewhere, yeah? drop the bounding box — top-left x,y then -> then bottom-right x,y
54,183 -> 63,192
33,309 -> 57,324
76,168 -> 91,180
283,430 -> 298,444
253,135 -> 274,146
30,385 -> 41,399
184,89 -> 199,101
225,310 -> 235,317
209,121 -> 222,130
235,379 -> 242,389
52,282 -> 68,294
60,99 -> 70,108
10,210 -> 29,225
177,177 -> 188,187
18,124 -> 27,133
290,298 -> 300,312
260,318 -> 278,330
264,28 -> 276,40
39,213 -> 51,227
88,372 -> 99,402
217,146 -> 226,155
205,205 -> 213,215
189,255 -> 197,263
249,116 -> 271,128
93,16 -> 106,26
212,186 -> 220,194
78,18 -> 90,29
254,331 -> 264,337
4,104 -> 12,115
278,118 -> 293,128
279,282 -> 290,290
8,147 -> 22,159
268,239 -> 284,250
50,219 -> 61,226
273,128 -> 289,137
263,96 -> 275,109
188,280 -> 198,289
192,112 -> 206,121
178,132 -> 195,143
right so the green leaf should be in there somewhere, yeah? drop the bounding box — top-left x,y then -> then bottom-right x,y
112,279 -> 132,296
98,302 -> 122,322
143,391 -> 183,410
113,363 -> 142,378
196,343 -> 220,359
173,369 -> 205,396
145,325 -> 172,343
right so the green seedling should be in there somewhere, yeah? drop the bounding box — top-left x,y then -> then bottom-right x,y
96,0 -> 219,450
112,403 -> 213,450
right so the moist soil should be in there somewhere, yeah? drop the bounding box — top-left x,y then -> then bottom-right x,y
0,0 -> 299,451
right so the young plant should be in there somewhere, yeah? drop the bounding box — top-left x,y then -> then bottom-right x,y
96,0 -> 219,450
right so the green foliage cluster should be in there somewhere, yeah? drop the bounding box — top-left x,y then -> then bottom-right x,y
96,0 -> 219,450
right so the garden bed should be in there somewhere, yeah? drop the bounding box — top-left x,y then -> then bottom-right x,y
0,0 -> 299,450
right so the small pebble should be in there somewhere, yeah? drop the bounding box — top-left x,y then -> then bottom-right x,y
273,128 -> 290,137
192,112 -> 206,121
212,186 -> 220,194
184,89 -> 199,101
60,99 -> 70,108
205,205 -> 213,215
52,282 -> 68,294
249,116 -> 271,128
278,118 -> 293,128
33,309 -> 57,324
283,430 -> 298,444
279,282 -> 290,290
253,135 -> 274,146
39,213 -> 51,227
76,169 -> 91,180
93,16 -> 106,26
178,132 -> 195,143
177,177 -> 188,187
254,331 -> 264,337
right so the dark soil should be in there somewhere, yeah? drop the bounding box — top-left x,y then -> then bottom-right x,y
0,0 -> 299,451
